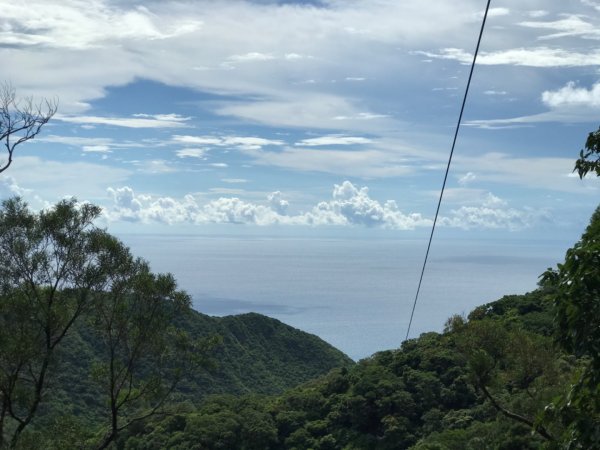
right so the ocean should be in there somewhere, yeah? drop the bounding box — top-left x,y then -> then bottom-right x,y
119,234 -> 570,360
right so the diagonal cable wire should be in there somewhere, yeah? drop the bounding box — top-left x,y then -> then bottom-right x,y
405,0 -> 492,341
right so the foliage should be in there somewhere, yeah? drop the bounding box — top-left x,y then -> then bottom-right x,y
86,237 -> 214,449
0,198 -> 216,449
574,126 -> 600,178
541,206 -> 600,448
115,283 -> 581,450
0,198 -> 115,448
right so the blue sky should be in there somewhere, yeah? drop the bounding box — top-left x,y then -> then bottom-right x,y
0,0 -> 599,238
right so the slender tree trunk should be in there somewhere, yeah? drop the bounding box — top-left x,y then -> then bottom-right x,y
9,354 -> 51,448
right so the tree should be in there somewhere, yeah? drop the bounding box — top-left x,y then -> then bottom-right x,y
535,132 -> 600,447
0,198 -> 115,447
0,83 -> 57,174
540,206 -> 600,448
89,239 -> 215,449
0,198 -> 210,449
574,126 -> 600,179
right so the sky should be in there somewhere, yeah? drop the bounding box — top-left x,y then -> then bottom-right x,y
0,0 -> 599,238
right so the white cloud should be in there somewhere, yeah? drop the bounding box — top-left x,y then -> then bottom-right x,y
221,178 -> 248,184
527,10 -> 549,18
0,176 -> 30,199
56,113 -> 191,128
176,148 -> 206,159
83,145 -> 111,153
173,135 -> 223,146
440,194 -> 550,230
488,7 -> 510,17
542,81 -> 600,108
173,134 -> 283,150
216,94 -> 393,131
581,0 -> 600,11
267,191 -> 289,215
133,159 -> 177,173
415,47 -> 600,67
241,146 -> 412,178
295,135 -> 372,146
36,135 -> 155,150
306,181 -> 431,228
228,52 -> 275,62
458,172 -> 477,186
519,15 -> 600,40
104,180 -> 547,231
0,2 -> 201,50
222,136 -> 284,150
105,181 -> 431,229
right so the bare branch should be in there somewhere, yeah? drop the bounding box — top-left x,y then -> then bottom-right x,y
0,82 -> 58,174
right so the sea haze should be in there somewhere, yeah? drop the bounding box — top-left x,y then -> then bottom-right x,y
119,235 -> 570,360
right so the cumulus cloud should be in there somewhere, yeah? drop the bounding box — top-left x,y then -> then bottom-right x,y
267,191 -> 289,215
541,81 -> 600,108
440,194 -> 550,230
104,181 -> 546,231
105,181 -> 426,229
0,176 -> 30,199
307,181 -> 431,228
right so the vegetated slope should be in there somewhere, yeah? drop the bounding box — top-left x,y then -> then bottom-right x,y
177,310 -> 355,395
43,309 -> 353,430
121,288 -> 572,450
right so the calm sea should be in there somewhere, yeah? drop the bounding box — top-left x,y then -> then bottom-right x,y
119,234 -> 570,360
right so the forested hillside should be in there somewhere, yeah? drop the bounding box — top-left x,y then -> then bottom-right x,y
116,289 -> 563,449
27,309 -> 354,445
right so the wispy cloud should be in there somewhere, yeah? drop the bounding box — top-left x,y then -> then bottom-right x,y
82,145 -> 111,153
175,148 -> 207,159
518,15 -> 600,40
57,113 -> 191,128
295,135 -> 372,146
414,47 -> 600,67
173,134 -> 284,150
0,2 -> 201,50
